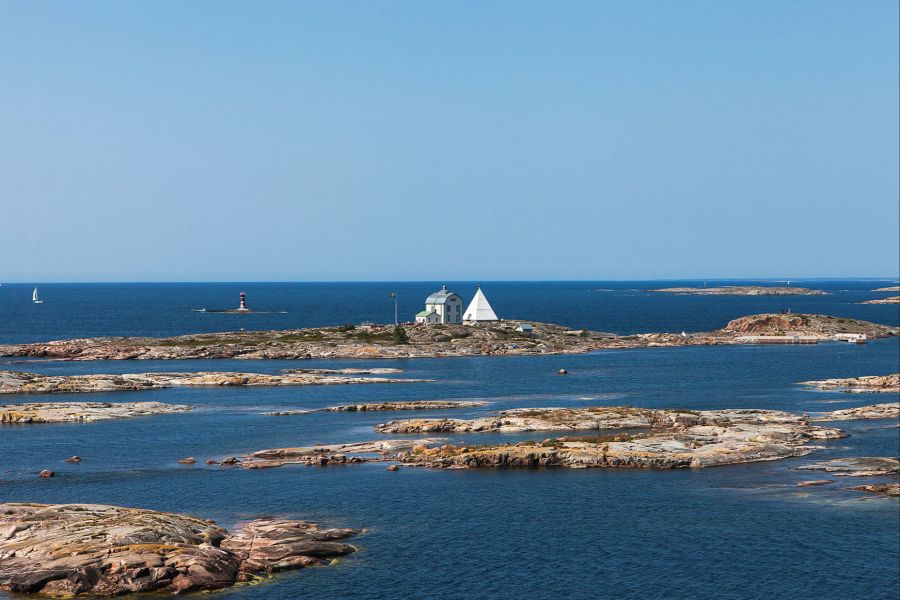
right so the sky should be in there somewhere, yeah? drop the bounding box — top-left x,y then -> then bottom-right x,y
1,1 -> 898,282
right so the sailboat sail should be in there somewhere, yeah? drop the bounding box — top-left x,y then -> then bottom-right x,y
32,288 -> 42,303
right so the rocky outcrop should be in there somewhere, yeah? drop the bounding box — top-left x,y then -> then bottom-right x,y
0,370 -> 427,395
0,314 -> 894,362
849,483 -> 900,497
372,407 -> 844,469
872,286 -> 900,292
650,286 -> 827,296
0,401 -> 191,424
814,402 -> 900,421
266,400 -> 486,416
795,457 -> 899,477
802,374 -> 900,394
375,406 -> 819,435
722,314 -> 895,337
861,296 -> 900,304
0,503 -> 357,596
225,439 -> 445,469
280,368 -> 404,375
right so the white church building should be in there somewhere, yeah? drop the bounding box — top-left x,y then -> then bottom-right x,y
415,286 -> 464,324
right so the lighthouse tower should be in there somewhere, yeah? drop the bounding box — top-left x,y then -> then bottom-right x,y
238,292 -> 248,311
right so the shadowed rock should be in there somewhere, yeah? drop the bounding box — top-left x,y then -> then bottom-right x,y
0,503 -> 357,596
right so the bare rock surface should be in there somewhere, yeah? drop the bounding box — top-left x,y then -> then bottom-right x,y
281,368 -> 404,375
801,374 -> 900,394
849,483 -> 900,497
650,286 -> 827,296
224,439 -> 446,469
266,400 -> 486,416
796,457 -> 899,477
872,286 -> 900,292
0,314 -> 893,361
814,402 -> 900,421
0,401 -> 191,424
861,296 -> 900,304
0,370 -> 426,395
0,503 -> 357,596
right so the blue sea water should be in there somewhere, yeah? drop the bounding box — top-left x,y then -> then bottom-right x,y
0,281 -> 898,599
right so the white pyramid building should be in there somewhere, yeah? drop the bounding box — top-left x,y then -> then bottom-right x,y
463,286 -> 498,323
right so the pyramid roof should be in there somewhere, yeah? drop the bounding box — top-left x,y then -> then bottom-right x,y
463,287 -> 498,322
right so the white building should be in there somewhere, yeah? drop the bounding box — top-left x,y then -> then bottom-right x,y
416,286 -> 464,324
463,286 -> 498,323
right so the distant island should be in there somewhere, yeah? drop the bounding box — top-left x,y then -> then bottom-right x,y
872,286 -> 900,292
648,286 -> 827,296
861,296 -> 900,305
0,313 -> 895,361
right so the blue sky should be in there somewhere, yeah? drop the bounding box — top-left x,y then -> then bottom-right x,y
1,1 -> 897,281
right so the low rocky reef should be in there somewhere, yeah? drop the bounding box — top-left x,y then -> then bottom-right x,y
861,296 -> 900,305
649,286 -> 827,296
872,286 -> 900,292
0,370 -> 426,395
801,374 -> 900,394
266,400 -> 486,416
849,483 -> 900,497
222,439 -> 444,469
0,503 -> 357,596
375,403 -> 893,434
796,457 -> 899,477
0,313 -> 894,361
0,401 -> 191,424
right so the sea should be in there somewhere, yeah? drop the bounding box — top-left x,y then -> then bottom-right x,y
1,280 -> 898,599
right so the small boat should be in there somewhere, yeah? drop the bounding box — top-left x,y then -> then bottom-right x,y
32,287 -> 43,304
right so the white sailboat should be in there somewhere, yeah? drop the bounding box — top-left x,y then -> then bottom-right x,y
32,287 -> 43,304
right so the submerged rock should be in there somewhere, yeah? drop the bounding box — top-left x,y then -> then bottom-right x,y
0,401 -> 191,424
0,503 -> 358,596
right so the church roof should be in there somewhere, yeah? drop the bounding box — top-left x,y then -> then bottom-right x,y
463,287 -> 498,322
425,285 -> 460,305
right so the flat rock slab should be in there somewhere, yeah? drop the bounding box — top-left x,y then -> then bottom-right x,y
813,402 -> 900,421
801,374 -> 900,394
0,370 -> 427,395
849,483 -> 900,497
225,439 -> 446,469
0,503 -> 357,596
266,400 -> 487,416
0,401 -> 191,424
796,457 -> 900,477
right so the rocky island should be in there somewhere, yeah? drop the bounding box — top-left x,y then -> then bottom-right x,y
861,296 -> 900,304
872,286 -> 900,292
0,313 -> 894,361
0,401 -> 191,424
220,405 -> 900,471
801,374 -> 900,394
0,503 -> 357,596
0,370 -> 427,395
648,286 -> 827,295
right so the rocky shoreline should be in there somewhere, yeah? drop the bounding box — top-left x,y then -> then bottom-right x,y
0,503 -> 357,596
861,296 -> 900,304
801,374 -> 900,394
0,370 -> 427,395
217,405 -> 900,472
0,401 -> 191,424
649,286 -> 827,296
0,313 -> 894,362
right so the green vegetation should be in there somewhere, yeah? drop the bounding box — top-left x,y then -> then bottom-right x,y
393,325 -> 409,344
